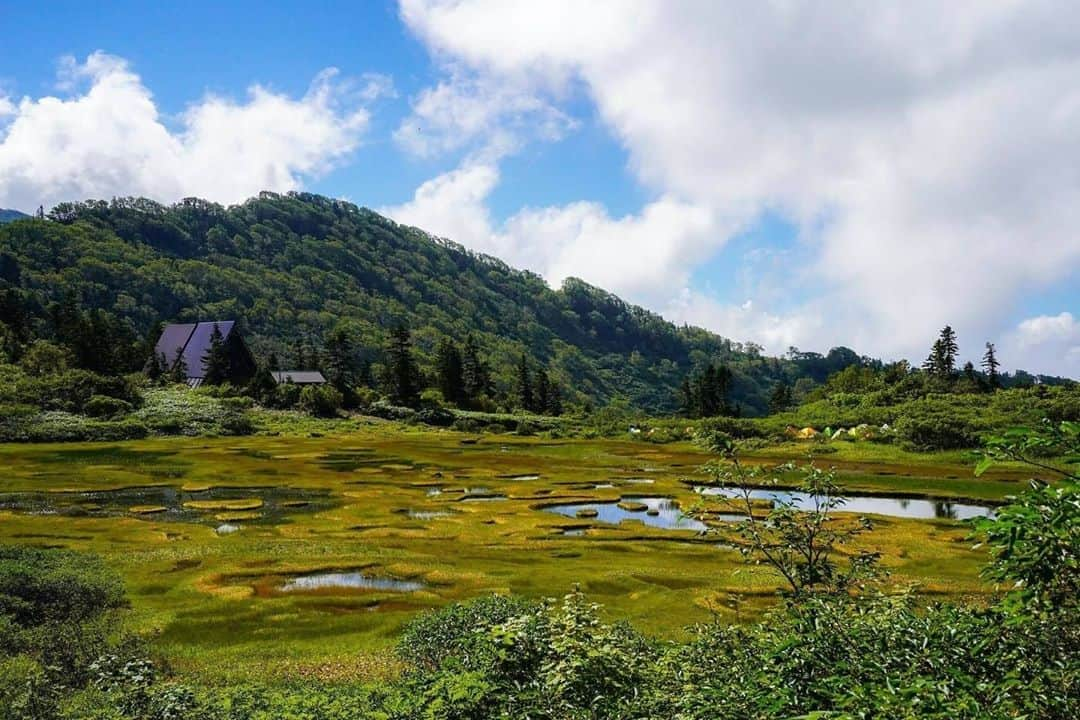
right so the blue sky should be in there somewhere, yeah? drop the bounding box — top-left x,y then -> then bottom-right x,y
1,2 -> 1077,376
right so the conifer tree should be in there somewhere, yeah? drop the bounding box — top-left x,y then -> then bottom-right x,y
435,338 -> 464,405
383,323 -> 420,407
169,347 -> 188,385
962,361 -> 977,384
202,323 -> 230,385
982,342 -> 1001,389
515,353 -> 533,411
323,326 -> 358,393
939,326 -> 959,374
768,381 -> 793,414
535,369 -> 551,414
461,334 -> 490,405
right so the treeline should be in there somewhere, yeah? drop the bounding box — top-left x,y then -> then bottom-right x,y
0,192 -> 898,415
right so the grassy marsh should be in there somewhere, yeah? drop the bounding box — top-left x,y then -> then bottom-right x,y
0,428 -> 1044,682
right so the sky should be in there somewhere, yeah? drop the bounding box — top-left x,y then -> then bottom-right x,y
1,1 -> 1078,378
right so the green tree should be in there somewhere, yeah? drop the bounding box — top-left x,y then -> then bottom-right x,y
323,325 -> 359,394
21,340 -> 68,377
461,334 -> 490,405
515,353 -> 533,411
982,341 -> 1001,389
924,326 -> 959,378
435,337 -> 464,405
169,347 -> 188,384
699,432 -> 879,597
768,381 -> 792,414
201,323 -> 229,385
383,323 -> 421,407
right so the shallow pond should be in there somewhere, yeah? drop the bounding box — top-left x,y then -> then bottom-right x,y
280,572 -> 426,593
0,485 -> 334,524
692,486 -> 992,520
544,497 -> 708,531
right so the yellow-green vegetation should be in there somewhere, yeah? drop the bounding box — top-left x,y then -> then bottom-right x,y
0,426 -> 1043,684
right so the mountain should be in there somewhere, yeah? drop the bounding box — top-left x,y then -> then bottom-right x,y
0,209 -> 29,224
0,192 -> 867,413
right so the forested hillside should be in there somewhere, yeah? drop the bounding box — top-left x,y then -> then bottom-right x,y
0,192 -> 959,413
0,209 -> 29,224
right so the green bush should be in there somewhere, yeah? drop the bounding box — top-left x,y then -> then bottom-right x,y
298,385 -> 343,417
895,411 -> 981,450
84,395 -> 134,419
0,655 -> 58,720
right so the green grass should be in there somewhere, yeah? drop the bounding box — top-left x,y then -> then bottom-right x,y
0,427 -> 1044,684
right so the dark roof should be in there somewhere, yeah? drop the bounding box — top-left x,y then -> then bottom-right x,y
155,321 -> 237,379
182,321 -> 235,379
272,370 -> 326,384
154,323 -> 196,366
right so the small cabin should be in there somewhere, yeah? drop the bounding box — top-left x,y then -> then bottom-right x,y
272,370 -> 327,385
154,321 -> 257,387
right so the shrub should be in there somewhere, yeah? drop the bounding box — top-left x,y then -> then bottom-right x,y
895,411 -> 981,450
84,395 -> 134,419
367,400 -> 417,422
397,595 -> 538,672
416,406 -> 455,427
298,385 -> 343,417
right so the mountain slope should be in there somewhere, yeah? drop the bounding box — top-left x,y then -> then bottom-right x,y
0,192 -> 864,413
0,209 -> 29,224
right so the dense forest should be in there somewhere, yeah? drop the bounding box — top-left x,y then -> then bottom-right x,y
0,209 -> 28,224
0,191 -> 896,414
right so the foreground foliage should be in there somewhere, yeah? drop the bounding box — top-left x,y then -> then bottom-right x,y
1,423 -> 1076,718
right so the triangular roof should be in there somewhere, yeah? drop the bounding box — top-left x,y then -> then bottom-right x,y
154,321 -> 238,379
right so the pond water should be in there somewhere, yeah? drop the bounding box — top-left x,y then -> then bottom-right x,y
543,497 -> 708,531
692,486 -> 992,520
280,572 -> 426,592
0,485 -> 334,524
406,509 -> 452,520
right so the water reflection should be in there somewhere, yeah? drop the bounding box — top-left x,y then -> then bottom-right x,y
692,486 -> 991,520
281,572 -> 425,592
544,497 -> 707,531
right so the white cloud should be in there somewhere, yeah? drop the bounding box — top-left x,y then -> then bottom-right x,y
381,160 -> 719,303
394,71 -> 575,159
0,52 -> 375,210
1003,312 -> 1080,377
398,0 -> 1080,375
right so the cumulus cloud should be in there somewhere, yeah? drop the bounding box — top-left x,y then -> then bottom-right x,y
0,52 -> 379,210
1002,312 -> 1080,377
394,71 -> 575,159
398,0 -> 1080,375
381,160 -> 719,302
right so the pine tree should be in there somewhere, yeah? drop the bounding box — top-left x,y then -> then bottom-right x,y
939,326 -> 959,375
145,352 -> 165,383
535,369 -> 551,414
383,323 -> 420,407
515,353 -> 533,412
924,327 -> 958,379
461,334 -> 489,405
323,326 -> 358,393
678,377 -> 695,417
169,347 -> 188,385
202,323 -> 230,385
293,340 -> 307,371
768,381 -> 792,414
962,361 -> 977,384
982,342 -> 1001,389
546,380 -> 563,416
435,338 -> 464,405
267,352 -> 280,371
246,363 -> 277,405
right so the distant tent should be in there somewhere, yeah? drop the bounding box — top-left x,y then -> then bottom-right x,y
153,321 -> 256,387
272,370 -> 326,385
